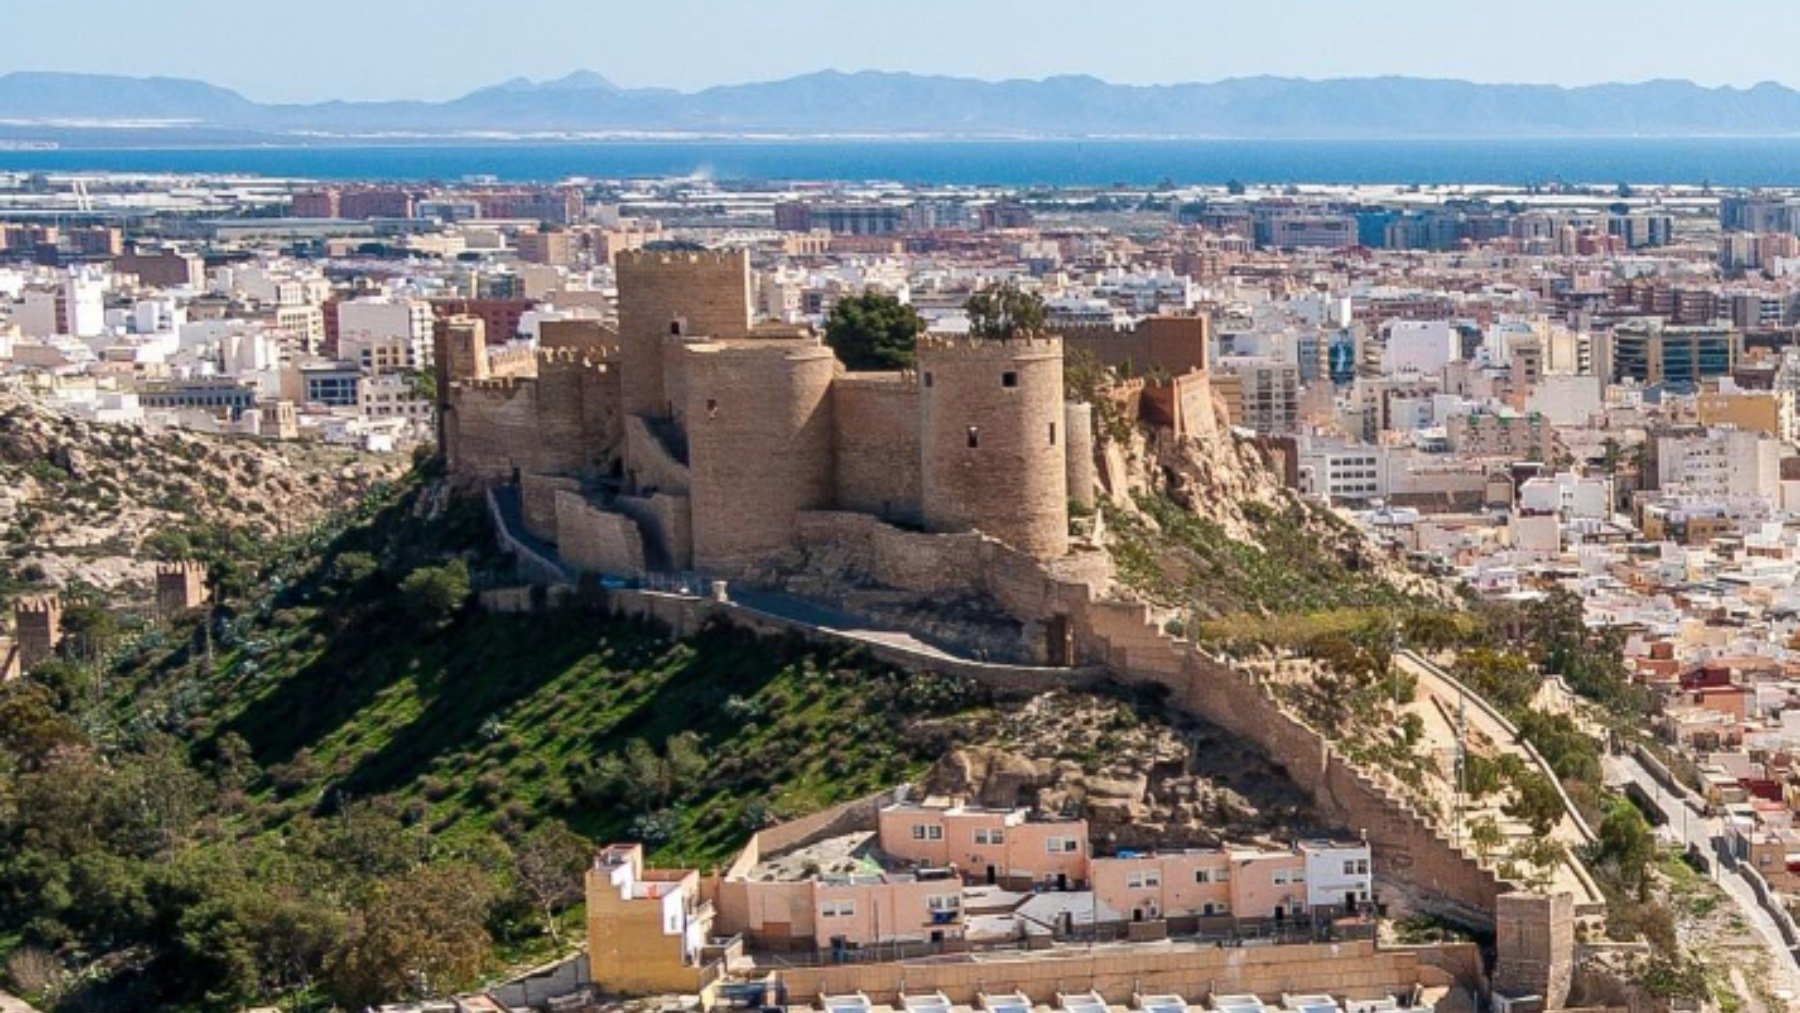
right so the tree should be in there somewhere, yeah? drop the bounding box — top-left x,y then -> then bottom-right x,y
1504,770 -> 1567,838
514,824 -> 590,943
964,282 -> 1046,342
324,864 -> 495,1008
1595,796 -> 1656,897
1468,815 -> 1505,860
59,603 -> 120,662
399,560 -> 470,629
823,292 -> 922,371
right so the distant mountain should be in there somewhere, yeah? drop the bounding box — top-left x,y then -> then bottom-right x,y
7,69 -> 1800,139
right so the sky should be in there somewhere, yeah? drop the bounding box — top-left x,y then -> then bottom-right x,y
6,0 -> 1800,103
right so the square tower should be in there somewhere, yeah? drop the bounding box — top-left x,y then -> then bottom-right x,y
14,595 -> 62,671
156,562 -> 211,617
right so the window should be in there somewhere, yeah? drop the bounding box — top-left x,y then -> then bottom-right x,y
967,426 -> 980,449
1046,837 -> 1079,854
1202,901 -> 1229,916
924,372 -> 934,388
1048,421 -> 1056,445
822,900 -> 855,918
974,828 -> 1005,845
1127,870 -> 1161,889
1356,859 -> 1369,875
926,894 -> 960,912
1002,371 -> 1019,388
911,824 -> 943,841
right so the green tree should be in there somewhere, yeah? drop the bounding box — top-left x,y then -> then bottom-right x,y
1505,769 -> 1567,837
513,824 -> 591,943
1595,795 -> 1656,897
823,292 -> 922,371
965,282 -> 1046,342
325,864 -> 495,1008
399,560 -> 470,629
1468,815 -> 1505,860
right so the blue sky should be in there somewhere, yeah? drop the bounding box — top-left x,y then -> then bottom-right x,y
5,0 -> 1799,102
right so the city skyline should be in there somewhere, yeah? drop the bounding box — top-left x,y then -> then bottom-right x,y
7,0 -> 1800,103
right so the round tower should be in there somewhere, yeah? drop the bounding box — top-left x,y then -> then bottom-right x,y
917,335 -> 1068,560
684,340 -> 836,575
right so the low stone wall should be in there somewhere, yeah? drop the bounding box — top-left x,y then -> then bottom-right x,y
555,491 -> 647,577
520,472 -> 581,543
595,587 -> 1107,695
767,938 -> 1472,1007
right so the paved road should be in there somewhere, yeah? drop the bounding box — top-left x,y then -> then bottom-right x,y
1605,751 -> 1800,994
0,991 -> 42,1013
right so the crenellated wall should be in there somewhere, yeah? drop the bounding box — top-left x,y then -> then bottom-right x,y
615,248 -> 753,418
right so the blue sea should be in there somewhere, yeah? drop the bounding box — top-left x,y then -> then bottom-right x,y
6,137 -> 1800,186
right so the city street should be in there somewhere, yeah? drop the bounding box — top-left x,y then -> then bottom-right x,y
1604,751 -> 1800,996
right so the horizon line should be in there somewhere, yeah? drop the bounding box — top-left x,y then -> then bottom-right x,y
5,67 -> 1800,107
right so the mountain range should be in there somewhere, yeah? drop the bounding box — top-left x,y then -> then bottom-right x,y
7,70 -> 1800,140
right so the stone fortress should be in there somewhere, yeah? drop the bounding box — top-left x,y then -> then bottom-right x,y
442,247 -> 1590,1009
439,247 -> 1098,585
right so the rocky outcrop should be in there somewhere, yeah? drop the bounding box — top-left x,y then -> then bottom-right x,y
0,392 -> 405,603
919,691 -> 1323,849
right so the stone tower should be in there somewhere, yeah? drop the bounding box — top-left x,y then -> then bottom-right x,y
684,340 -> 836,575
917,334 -> 1069,560
155,561 -> 210,617
615,249 -> 752,420
14,595 -> 62,671
1493,891 -> 1574,1008
433,314 -> 488,450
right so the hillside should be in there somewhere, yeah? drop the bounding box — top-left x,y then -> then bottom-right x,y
0,469 -> 1359,1012
0,391 -> 404,605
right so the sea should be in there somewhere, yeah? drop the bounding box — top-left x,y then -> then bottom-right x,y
6,137 -> 1800,187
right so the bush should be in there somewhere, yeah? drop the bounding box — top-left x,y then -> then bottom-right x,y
399,560 -> 470,629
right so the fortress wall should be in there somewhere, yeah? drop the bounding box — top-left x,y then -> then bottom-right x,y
1079,599 -> 1506,928
1140,370 -> 1217,439
1059,317 -> 1210,376
539,318 -> 621,356
623,415 -> 691,494
615,492 -> 693,571
1064,401 -> 1097,509
615,249 -> 753,418
447,380 -> 541,486
685,342 -> 836,575
533,353 -> 609,475
553,491 -> 647,578
578,362 -> 625,465
768,939 -> 1465,1007
918,336 -> 1068,560
832,375 -> 924,524
793,511 -> 984,595
521,473 -> 581,542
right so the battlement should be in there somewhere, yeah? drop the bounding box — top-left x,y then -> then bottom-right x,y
917,332 -> 1063,359
538,345 -> 616,368
14,594 -> 60,615
615,247 -> 746,268
155,561 -> 207,578
459,376 -> 533,395
488,344 -> 539,372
